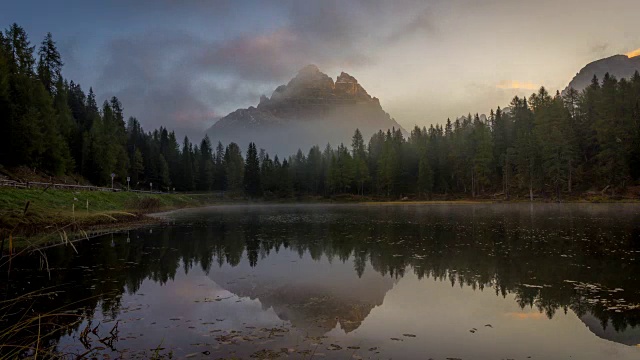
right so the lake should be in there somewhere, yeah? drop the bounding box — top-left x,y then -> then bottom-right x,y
3,203 -> 640,359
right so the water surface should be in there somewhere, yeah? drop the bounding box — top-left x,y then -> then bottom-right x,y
3,203 -> 640,359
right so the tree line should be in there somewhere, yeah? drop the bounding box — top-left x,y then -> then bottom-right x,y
1,24 -> 639,198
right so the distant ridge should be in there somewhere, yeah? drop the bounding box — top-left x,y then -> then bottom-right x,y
564,54 -> 640,94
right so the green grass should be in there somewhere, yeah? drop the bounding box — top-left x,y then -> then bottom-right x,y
0,188 -> 216,212
0,188 -> 222,244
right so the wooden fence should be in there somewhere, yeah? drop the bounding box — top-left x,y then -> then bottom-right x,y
0,179 -> 165,194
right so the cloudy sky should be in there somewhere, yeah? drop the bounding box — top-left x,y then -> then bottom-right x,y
3,0 -> 639,139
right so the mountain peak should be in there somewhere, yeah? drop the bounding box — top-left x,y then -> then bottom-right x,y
208,65 -> 404,155
298,64 -> 321,75
337,71 -> 357,83
563,54 -> 640,93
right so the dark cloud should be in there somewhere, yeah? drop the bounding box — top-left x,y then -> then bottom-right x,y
93,0 -> 441,137
193,29 -> 306,81
97,30 -> 261,139
386,7 -> 438,43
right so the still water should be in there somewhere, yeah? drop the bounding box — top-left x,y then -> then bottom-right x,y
3,204 -> 640,359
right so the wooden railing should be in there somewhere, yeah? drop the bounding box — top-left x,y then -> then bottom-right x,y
0,179 -> 165,194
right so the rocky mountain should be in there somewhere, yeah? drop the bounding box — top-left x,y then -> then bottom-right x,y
580,313 -> 640,346
207,253 -> 395,336
207,65 -> 405,156
564,54 -> 640,93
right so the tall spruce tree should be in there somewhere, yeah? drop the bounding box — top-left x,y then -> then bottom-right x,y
244,142 -> 261,197
198,135 -> 214,191
224,142 -> 244,192
37,32 -> 62,95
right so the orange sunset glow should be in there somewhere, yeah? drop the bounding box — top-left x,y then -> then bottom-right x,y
496,80 -> 540,91
505,312 -> 547,320
626,48 -> 640,58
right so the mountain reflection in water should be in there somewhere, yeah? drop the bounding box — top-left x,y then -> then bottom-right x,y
3,203 -> 640,359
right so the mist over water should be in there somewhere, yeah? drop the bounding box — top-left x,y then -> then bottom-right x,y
5,204 -> 640,359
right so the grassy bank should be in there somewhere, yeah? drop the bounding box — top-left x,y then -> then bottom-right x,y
0,188 -> 223,246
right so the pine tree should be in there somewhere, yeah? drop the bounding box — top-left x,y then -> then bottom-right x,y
534,89 -> 575,200
158,154 -> 170,189
213,141 -> 226,191
472,120 -> 493,195
291,149 -> 307,193
198,135 -> 214,190
244,142 -> 261,197
512,96 -> 540,201
37,32 -> 62,94
5,24 -> 35,75
132,148 -> 145,184
378,133 -> 398,196
351,129 -> 369,195
417,149 -> 434,198
306,145 -> 324,194
595,73 -> 630,191
181,136 -> 195,190
278,158 -> 293,197
4,24 -> 43,167
224,142 -> 244,192
0,32 -> 10,163
328,143 -> 354,194
260,153 -> 276,195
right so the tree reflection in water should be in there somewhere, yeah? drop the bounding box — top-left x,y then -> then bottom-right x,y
3,203 -> 640,357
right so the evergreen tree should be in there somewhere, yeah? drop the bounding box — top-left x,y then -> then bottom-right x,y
37,32 -> 62,94
306,145 -> 324,194
534,90 -> 575,199
213,141 -> 226,191
378,132 -> 399,196
158,154 -> 170,189
512,96 -> 540,201
5,24 -> 35,75
417,149 -> 434,198
131,148 -> 145,184
595,73 -> 630,190
328,143 -> 354,193
198,135 -> 214,190
260,153 -> 276,195
181,136 -> 195,190
224,142 -> 244,192
0,32 -> 10,163
278,158 -> 293,197
351,129 -> 369,195
244,142 -> 261,197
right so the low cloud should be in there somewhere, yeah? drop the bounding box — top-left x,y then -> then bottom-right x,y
96,30 -> 262,138
386,7 -> 437,43
90,1 -> 444,138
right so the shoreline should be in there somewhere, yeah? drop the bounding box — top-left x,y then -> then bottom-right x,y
2,188 -> 639,250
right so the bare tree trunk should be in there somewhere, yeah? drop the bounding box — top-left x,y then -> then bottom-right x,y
529,180 -> 533,202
